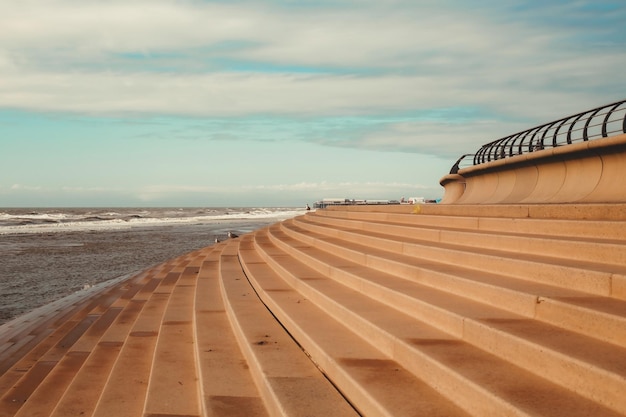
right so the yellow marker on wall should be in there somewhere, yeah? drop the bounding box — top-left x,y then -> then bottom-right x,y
412,205 -> 421,214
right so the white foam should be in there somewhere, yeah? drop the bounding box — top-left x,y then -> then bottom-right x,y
0,208 -> 304,235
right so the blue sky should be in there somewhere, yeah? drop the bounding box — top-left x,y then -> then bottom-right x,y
1,0 -> 625,207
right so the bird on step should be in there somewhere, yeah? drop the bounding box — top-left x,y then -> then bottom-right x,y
228,231 -> 239,238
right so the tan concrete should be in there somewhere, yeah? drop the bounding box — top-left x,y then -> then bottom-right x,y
92,293 -> 171,416
219,240 -> 356,417
1,202 -> 626,416
440,133 -> 626,204
504,164 -> 540,203
242,234 -> 471,417
289,216 -> 626,332
299,212 -> 626,268
298,210 -> 626,346
439,174 -> 466,204
194,247 -> 270,417
582,145 -> 626,202
322,201 -> 626,225
143,266 -> 201,416
253,225 -> 625,415
286,217 -> 616,299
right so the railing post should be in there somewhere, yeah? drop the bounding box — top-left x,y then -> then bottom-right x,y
553,118 -> 570,147
567,113 -> 586,144
582,108 -> 602,141
602,102 -> 622,137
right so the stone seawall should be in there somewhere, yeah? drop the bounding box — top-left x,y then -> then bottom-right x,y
440,133 -> 626,204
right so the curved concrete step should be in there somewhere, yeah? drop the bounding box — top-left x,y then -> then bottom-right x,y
313,205 -> 626,240
252,229 -> 625,416
143,258 -> 203,416
321,202 -> 626,220
261,225 -> 626,413
0,246 -> 263,417
194,244 -> 271,417
0,269 -> 145,372
288,218 -> 623,298
304,210 -> 626,267
218,239 -> 358,417
298,213 -> 626,304
276,220 -> 626,348
0,261 -> 172,417
80,258 -> 196,417
238,234 -> 471,417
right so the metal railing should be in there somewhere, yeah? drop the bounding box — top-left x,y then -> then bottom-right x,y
450,99 -> 626,173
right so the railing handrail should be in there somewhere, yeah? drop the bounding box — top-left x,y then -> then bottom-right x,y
464,99 -> 626,168
449,154 -> 474,174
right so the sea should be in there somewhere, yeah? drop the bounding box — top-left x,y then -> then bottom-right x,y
0,207 -> 304,325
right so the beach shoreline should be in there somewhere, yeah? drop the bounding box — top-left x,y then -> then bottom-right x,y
0,207 -> 303,324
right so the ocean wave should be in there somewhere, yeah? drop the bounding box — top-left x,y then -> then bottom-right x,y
0,207 -> 304,235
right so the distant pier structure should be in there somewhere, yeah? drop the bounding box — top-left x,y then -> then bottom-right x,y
313,198 -> 409,209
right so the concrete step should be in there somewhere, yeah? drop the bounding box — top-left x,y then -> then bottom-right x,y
0,269 -> 155,417
260,226 -> 626,412
0,269 -> 146,376
12,308 -> 123,417
275,220 -> 626,347
289,218 -> 624,298
0,272 -> 134,364
218,239 -> 358,417
194,244 -> 271,417
238,235 -> 471,417
90,264 -> 183,417
142,257 -> 203,417
312,205 -> 626,240
303,211 -> 626,268
286,215 -> 626,301
252,229 -> 625,416
321,202 -> 626,220
47,299 -> 147,416
53,261 -> 185,417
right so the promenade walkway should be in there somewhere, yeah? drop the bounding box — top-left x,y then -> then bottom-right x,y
1,203 -> 625,416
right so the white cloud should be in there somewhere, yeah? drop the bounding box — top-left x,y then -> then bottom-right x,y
0,71 -> 459,116
2,67 -> 620,122
0,1 -> 573,72
334,120 -> 508,157
10,183 -> 42,191
0,0 -> 624,158
60,186 -> 119,192
5,184 -> 125,194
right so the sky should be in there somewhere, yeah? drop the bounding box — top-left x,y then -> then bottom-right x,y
1,0 -> 625,207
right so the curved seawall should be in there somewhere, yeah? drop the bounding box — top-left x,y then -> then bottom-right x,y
440,133 -> 626,204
